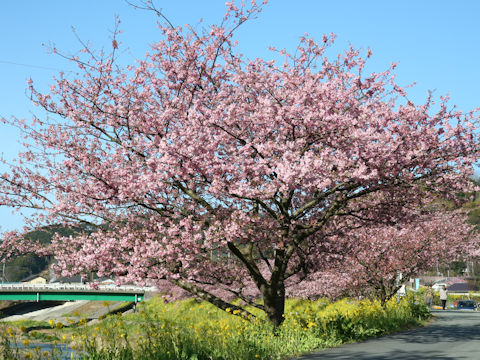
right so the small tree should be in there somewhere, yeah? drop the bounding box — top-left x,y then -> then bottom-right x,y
0,1 -> 479,325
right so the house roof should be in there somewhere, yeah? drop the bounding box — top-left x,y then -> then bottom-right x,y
20,274 -> 47,282
52,275 -> 84,283
433,277 -> 466,286
447,282 -> 479,293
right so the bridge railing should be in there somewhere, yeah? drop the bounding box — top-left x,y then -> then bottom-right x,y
0,283 -> 156,293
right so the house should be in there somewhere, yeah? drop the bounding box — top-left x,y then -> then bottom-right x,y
447,282 -> 480,293
20,274 -> 48,284
430,277 -> 467,291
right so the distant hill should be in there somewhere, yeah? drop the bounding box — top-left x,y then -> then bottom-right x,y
3,224 -> 93,282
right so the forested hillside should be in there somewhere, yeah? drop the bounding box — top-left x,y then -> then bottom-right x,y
3,224 -> 90,282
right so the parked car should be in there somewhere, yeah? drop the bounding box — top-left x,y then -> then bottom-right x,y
456,300 -> 477,311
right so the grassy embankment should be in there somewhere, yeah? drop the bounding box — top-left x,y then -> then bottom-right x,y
0,293 -> 430,360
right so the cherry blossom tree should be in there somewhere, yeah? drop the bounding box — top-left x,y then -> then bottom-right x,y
0,1 -> 479,325
334,211 -> 480,305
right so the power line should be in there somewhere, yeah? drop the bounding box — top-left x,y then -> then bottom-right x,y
0,60 -> 60,71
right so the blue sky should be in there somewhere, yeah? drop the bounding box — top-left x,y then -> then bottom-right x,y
1,0 -> 479,231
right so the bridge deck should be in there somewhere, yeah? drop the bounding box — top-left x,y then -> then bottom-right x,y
0,283 -> 154,302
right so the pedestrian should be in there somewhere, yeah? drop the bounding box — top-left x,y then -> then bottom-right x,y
424,286 -> 434,308
439,285 -> 448,310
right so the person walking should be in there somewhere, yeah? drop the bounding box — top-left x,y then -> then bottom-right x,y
424,286 -> 434,308
439,285 -> 448,310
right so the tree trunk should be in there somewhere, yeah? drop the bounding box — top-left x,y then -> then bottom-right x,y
263,282 -> 286,327
376,285 -> 388,307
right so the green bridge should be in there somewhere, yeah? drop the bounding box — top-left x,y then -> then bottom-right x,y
0,284 -> 149,303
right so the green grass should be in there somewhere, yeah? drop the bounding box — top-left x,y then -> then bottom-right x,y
0,293 -> 431,360
3,319 -> 50,329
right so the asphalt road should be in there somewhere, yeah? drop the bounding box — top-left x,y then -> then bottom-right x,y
297,310 -> 480,360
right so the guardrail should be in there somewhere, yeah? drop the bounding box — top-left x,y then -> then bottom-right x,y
0,283 -> 156,293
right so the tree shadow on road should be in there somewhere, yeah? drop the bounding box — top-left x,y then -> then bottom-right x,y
297,349 -> 455,360
391,311 -> 480,345
296,311 -> 480,359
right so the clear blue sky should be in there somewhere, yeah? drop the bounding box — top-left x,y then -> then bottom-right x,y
1,0 -> 479,231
